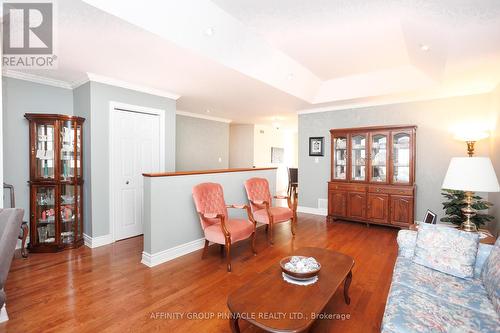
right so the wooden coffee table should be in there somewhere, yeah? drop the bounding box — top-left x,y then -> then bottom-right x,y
227,247 -> 354,333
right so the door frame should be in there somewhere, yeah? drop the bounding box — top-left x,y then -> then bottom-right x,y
109,101 -> 165,242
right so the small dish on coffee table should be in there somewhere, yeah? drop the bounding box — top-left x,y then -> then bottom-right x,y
280,256 -> 321,280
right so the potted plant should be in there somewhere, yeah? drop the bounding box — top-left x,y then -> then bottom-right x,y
441,189 -> 494,228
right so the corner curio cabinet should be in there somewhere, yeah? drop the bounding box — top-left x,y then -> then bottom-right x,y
25,114 -> 85,252
328,125 -> 416,228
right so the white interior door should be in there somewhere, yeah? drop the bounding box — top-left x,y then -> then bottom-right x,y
112,108 -> 161,241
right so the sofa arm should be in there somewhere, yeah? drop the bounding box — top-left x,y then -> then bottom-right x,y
474,243 -> 493,278
397,230 -> 417,258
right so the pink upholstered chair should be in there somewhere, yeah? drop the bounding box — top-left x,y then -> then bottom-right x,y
244,177 -> 298,245
192,182 -> 256,272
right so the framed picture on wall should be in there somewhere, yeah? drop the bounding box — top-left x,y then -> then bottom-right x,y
309,137 -> 324,156
423,210 -> 437,224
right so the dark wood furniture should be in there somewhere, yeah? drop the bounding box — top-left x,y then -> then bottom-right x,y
328,125 -> 416,228
25,114 -> 85,252
227,247 -> 354,333
287,167 -> 298,197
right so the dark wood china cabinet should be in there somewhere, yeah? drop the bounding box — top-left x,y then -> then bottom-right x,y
328,125 -> 416,228
25,114 -> 85,252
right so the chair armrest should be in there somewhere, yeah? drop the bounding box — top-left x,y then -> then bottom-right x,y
250,199 -> 268,205
397,230 -> 417,258
230,204 -> 257,225
226,204 -> 247,209
198,212 -> 230,237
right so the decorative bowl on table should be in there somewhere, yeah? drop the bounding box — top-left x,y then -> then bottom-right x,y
280,256 -> 321,280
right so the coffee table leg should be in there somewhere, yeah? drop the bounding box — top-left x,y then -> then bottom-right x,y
229,313 -> 241,333
344,270 -> 352,305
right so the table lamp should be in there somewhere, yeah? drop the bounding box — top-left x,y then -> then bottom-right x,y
442,157 -> 500,232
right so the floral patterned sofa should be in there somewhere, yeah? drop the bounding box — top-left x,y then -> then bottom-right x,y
382,229 -> 500,333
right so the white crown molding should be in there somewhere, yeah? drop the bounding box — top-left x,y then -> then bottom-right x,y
176,110 -> 232,123
2,69 -> 73,89
141,238 -> 206,267
83,233 -> 113,248
297,206 -> 328,216
297,85 -> 498,115
86,72 -> 181,100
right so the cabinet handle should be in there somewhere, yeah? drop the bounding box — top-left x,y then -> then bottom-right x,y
126,180 -> 130,185
376,188 -> 381,192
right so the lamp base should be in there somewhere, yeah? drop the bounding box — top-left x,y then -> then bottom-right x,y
460,191 -> 478,232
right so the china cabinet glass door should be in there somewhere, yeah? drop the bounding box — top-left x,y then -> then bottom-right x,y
351,134 -> 367,181
392,132 -> 412,184
35,186 -> 57,244
60,185 -> 76,244
60,120 -> 76,180
333,134 -> 348,180
35,122 -> 56,179
370,133 -> 388,183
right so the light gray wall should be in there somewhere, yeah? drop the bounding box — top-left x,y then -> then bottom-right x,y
176,115 -> 229,171
229,124 -> 254,168
88,81 -> 176,237
2,77 -> 73,220
143,169 -> 276,255
73,82 -> 92,236
298,93 -> 496,223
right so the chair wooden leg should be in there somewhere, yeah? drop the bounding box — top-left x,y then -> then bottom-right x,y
269,222 -> 274,245
201,240 -> 209,259
225,239 -> 232,272
291,216 -> 296,237
251,232 -> 257,255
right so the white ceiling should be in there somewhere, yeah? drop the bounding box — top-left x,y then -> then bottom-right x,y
7,0 -> 500,127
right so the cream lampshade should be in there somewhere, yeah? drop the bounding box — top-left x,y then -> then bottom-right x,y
442,157 -> 500,231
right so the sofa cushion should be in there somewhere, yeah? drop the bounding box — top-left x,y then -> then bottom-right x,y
481,238 -> 500,315
392,257 -> 497,317
382,283 -> 500,333
413,223 -> 479,279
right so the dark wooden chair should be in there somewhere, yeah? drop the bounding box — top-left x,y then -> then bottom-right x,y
287,168 -> 298,197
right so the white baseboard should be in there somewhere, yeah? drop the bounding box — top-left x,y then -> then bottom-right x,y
83,233 -> 113,248
0,304 -> 8,323
141,238 -> 206,268
297,206 -> 328,216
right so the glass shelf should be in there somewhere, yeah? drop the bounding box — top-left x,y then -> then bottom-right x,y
351,134 -> 366,181
333,136 -> 348,180
393,133 -> 411,183
371,134 -> 387,182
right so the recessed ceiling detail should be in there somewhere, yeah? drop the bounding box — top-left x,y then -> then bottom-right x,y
9,0 -> 500,127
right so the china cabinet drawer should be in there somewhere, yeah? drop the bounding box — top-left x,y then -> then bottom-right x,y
329,183 -> 367,192
368,186 -> 413,196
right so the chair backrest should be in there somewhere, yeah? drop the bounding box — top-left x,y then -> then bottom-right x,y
192,183 -> 228,230
288,168 -> 298,184
244,177 -> 272,212
0,208 -> 24,288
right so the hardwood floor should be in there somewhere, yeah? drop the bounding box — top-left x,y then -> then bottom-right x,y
1,214 -> 399,333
